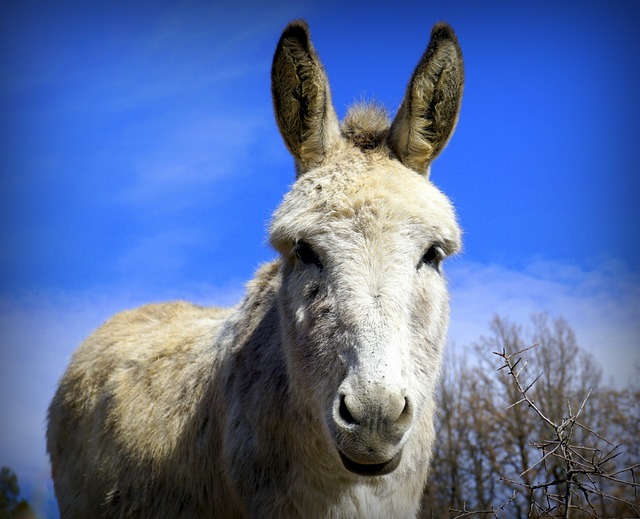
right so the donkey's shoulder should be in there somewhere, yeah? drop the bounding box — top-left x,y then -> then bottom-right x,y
107,300 -> 231,329
96,301 -> 230,344
66,302 -> 232,377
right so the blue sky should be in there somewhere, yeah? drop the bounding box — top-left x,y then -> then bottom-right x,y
1,1 -> 638,516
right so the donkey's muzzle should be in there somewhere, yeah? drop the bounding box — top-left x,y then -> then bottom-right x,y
330,382 -> 413,476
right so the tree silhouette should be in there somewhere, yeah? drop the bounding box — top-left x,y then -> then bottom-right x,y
0,467 -> 35,519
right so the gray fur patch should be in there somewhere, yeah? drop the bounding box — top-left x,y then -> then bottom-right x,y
341,103 -> 390,151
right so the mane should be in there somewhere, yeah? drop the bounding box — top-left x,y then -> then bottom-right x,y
341,102 -> 390,151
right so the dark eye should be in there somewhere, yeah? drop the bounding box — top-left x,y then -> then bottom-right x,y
294,241 -> 323,271
420,245 -> 442,270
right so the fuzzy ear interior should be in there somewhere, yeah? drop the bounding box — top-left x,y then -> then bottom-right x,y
271,20 -> 341,176
387,23 -> 464,176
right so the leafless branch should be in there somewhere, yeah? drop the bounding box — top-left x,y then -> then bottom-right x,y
423,316 -> 640,519
491,345 -> 639,518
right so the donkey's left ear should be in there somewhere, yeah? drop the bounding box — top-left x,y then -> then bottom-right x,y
387,23 -> 464,176
271,20 -> 341,176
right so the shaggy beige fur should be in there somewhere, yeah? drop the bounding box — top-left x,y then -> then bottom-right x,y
47,19 -> 464,518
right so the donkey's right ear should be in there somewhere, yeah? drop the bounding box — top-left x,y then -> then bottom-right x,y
271,20 -> 341,176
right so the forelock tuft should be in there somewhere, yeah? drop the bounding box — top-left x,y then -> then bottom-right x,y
341,102 -> 390,151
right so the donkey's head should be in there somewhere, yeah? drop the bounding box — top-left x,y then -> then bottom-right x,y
270,20 -> 463,477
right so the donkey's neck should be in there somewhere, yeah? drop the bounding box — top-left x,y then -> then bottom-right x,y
228,260 -> 283,347
217,260 -> 293,423
219,259 -> 340,462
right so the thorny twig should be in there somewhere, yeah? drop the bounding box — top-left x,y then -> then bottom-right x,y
450,491 -> 518,519
489,346 -> 640,518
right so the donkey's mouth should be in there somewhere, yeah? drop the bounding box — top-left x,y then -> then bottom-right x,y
338,449 -> 403,477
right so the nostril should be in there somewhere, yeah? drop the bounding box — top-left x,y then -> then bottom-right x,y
396,396 -> 413,427
339,394 -> 357,425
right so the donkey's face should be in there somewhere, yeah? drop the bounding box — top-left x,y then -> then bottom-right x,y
270,20 -> 463,477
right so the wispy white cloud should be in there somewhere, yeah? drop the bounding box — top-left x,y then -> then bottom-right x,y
116,228 -> 205,276
1,3 -> 286,100
447,259 -> 640,387
117,111 -> 280,206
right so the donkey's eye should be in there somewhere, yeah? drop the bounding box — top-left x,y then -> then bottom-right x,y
294,241 -> 323,271
420,245 -> 443,270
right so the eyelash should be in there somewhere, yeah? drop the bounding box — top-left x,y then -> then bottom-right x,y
420,245 -> 444,271
294,241 -> 323,271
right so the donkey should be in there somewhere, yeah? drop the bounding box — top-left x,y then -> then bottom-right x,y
47,19 -> 464,518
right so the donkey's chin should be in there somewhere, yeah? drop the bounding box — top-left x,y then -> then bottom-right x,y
338,448 -> 403,477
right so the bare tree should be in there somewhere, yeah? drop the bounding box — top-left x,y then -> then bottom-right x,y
495,343 -> 638,517
421,314 -> 639,518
